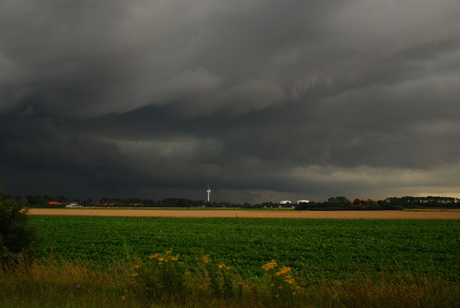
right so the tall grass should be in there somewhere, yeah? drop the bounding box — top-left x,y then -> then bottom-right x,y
1,252 -> 459,308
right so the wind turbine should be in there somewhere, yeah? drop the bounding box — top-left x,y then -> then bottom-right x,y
206,184 -> 211,202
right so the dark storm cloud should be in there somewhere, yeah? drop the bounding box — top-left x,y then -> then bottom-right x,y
1,0 -> 459,202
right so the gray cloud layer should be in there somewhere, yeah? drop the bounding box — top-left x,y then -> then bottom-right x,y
1,0 -> 459,202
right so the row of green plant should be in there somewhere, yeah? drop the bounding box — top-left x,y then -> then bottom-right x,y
2,250 -> 460,308
30,215 -> 460,281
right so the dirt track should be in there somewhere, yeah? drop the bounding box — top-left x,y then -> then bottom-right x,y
29,208 -> 460,219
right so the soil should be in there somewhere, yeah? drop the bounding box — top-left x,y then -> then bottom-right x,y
29,208 -> 460,219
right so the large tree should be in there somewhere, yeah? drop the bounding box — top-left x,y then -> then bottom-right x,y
0,187 -> 42,267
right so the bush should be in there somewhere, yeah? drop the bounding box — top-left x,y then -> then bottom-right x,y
0,187 -> 41,268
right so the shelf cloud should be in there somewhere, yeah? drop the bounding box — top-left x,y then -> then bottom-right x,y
1,0 -> 459,203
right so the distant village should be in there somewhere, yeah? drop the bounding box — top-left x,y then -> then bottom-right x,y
19,194 -> 460,210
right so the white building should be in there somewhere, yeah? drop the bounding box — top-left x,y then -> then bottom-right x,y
297,200 -> 309,204
65,202 -> 80,208
280,200 -> 291,204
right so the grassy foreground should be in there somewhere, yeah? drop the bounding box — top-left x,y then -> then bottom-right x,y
1,252 -> 459,308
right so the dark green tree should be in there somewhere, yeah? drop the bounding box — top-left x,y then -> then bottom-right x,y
26,195 -> 42,206
57,195 -> 70,203
42,194 -> 56,203
0,187 -> 42,268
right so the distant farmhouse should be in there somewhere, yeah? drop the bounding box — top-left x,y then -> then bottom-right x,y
64,202 -> 80,208
46,201 -> 81,208
279,200 -> 310,204
276,200 -> 309,208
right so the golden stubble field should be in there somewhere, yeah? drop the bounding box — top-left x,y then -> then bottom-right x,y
29,208 -> 460,219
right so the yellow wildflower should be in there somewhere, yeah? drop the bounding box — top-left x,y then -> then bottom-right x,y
285,278 -> 295,284
275,267 -> 291,276
218,263 -> 226,269
262,260 -> 277,271
201,255 -> 210,264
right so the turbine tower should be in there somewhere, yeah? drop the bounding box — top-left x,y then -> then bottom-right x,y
207,184 -> 211,202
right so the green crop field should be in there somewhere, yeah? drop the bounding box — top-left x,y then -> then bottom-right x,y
31,216 -> 460,280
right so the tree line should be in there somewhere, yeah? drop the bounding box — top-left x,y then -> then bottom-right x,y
4,191 -> 459,210
295,196 -> 460,210
21,194 -> 250,208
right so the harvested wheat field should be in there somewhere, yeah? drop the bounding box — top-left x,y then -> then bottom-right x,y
29,208 -> 460,219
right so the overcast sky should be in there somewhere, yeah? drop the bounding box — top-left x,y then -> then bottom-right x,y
1,0 -> 459,203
